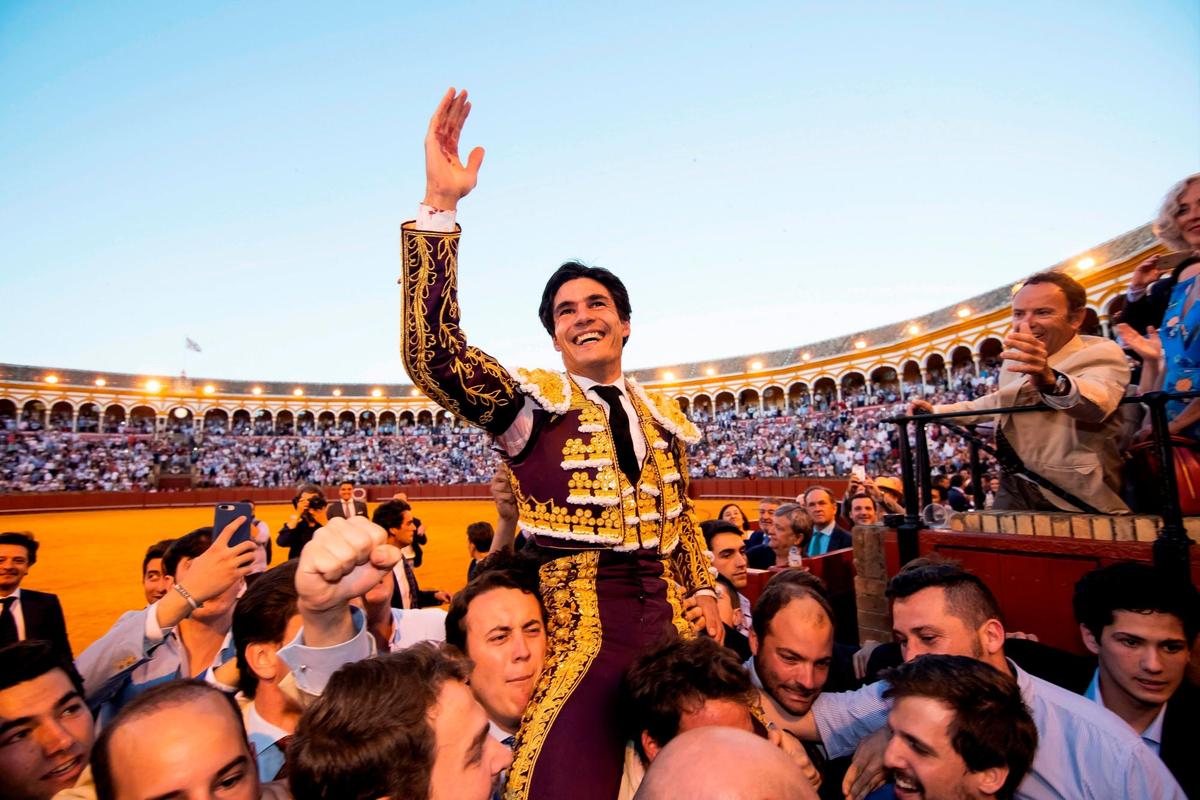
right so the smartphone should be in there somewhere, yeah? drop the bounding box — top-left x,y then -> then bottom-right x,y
214,502 -> 254,547
851,465 -> 867,482
1155,251 -> 1195,274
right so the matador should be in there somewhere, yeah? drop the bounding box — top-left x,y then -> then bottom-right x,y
401,89 -> 720,800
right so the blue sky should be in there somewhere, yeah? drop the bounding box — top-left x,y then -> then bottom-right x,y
2,1 -> 1197,383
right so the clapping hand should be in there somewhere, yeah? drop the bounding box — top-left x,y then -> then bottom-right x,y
1129,254 -> 1162,294
424,88 -> 485,211
1001,321 -> 1054,390
1115,322 -> 1164,364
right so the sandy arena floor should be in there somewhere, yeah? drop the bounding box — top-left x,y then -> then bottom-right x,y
7,497 -> 750,654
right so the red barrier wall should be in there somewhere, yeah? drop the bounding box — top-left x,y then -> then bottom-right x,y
883,529 -> 1200,655
0,477 -> 855,514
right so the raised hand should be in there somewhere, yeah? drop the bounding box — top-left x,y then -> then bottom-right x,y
907,398 -> 934,416
1129,254 -> 1162,293
296,516 -> 401,615
181,517 -> 257,603
424,88 -> 485,211
1001,321 -> 1054,390
1115,322 -> 1164,363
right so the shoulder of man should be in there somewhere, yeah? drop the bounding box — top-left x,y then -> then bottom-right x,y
1067,335 -> 1129,367
628,378 -> 702,445
513,367 -> 573,414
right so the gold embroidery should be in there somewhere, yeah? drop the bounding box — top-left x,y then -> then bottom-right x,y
506,553 -> 603,800
400,228 -> 516,426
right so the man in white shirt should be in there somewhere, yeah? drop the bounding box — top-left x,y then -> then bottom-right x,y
326,480 -> 368,520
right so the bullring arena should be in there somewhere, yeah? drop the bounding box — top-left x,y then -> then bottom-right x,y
3,220 -> 1195,656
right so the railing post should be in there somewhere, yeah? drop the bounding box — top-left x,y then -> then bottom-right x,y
915,420 -> 933,512
969,440 -> 985,509
895,419 -> 921,566
1145,392 -> 1193,583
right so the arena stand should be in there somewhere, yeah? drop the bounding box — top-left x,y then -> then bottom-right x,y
2,221 -> 1195,652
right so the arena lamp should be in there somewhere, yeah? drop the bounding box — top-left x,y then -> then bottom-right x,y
203,384 -> 216,395
751,360 -> 763,371
662,371 -> 675,381
372,388 -> 384,397
332,389 -> 342,397
293,388 -> 304,397
145,379 -> 162,393
956,307 -> 971,319
705,367 -> 715,376
252,386 -> 263,395
172,407 -> 188,419
1075,256 -> 1095,271
855,340 -> 867,349
410,388 -> 420,397
94,378 -> 106,387
908,324 -> 920,335
801,352 -> 811,361
44,375 -> 58,384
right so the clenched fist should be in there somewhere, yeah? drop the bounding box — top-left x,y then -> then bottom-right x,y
297,516 -> 402,615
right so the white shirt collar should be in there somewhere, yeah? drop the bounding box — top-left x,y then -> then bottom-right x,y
1,587 -> 21,602
488,719 -> 515,744
814,521 -> 836,535
1085,667 -> 1168,747
244,701 -> 290,747
571,372 -> 627,395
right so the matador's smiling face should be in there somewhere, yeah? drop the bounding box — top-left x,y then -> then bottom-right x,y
550,277 -> 630,383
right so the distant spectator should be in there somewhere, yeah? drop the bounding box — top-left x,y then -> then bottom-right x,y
465,521 -> 495,582
0,531 -> 72,660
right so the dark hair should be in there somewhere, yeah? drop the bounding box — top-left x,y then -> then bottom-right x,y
1073,561 -> 1199,643
537,262 -> 632,345
445,562 -> 544,655
339,480 -> 354,487
848,494 -> 876,512
886,558 -> 1004,630
142,538 -> 174,576
752,569 -> 835,644
93,679 -> 247,800
233,561 -> 300,699
1021,271 -> 1087,313
758,497 -> 786,508
466,521 -> 495,553
292,483 -> 324,508
882,655 -> 1038,800
0,531 -> 38,565
372,499 -> 412,531
0,639 -> 85,697
950,474 -> 965,488
717,503 -> 751,532
700,519 -> 744,550
162,527 -> 214,578
621,636 -> 756,764
289,644 -> 470,800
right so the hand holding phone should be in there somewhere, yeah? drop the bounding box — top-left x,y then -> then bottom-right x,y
214,502 -> 254,547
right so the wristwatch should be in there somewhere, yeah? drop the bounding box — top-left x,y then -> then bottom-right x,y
1042,370 -> 1071,397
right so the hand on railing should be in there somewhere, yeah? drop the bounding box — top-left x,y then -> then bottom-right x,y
908,398 -> 934,416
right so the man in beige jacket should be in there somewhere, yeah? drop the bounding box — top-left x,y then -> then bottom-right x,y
911,271 -> 1130,513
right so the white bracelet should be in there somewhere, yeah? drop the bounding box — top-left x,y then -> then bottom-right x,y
172,583 -> 203,610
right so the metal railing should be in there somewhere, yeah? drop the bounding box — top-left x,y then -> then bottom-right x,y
885,389 -> 1200,582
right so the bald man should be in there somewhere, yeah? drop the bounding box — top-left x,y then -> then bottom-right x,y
634,727 -> 817,800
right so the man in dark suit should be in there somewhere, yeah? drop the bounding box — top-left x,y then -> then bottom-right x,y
0,531 -> 73,660
372,500 -> 450,609
800,487 -> 851,556
326,480 -> 369,520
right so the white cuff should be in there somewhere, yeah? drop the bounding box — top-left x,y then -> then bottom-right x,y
415,203 -> 457,232
1126,286 -> 1147,302
144,599 -> 168,643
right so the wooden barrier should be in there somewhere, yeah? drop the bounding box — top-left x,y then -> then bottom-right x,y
880,529 -> 1200,656
742,547 -> 859,645
0,477 -> 856,514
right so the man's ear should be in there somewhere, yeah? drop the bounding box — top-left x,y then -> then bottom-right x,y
246,642 -> 279,684
981,618 -> 1006,657
973,765 -> 1009,797
1079,622 -> 1101,656
640,731 -> 661,763
1068,307 -> 1086,331
749,628 -> 759,657
552,333 -> 562,353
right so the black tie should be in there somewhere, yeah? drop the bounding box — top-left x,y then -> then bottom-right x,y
592,385 -> 640,487
0,597 -> 17,646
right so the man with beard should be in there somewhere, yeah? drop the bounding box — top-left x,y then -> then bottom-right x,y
867,655 -> 1038,800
